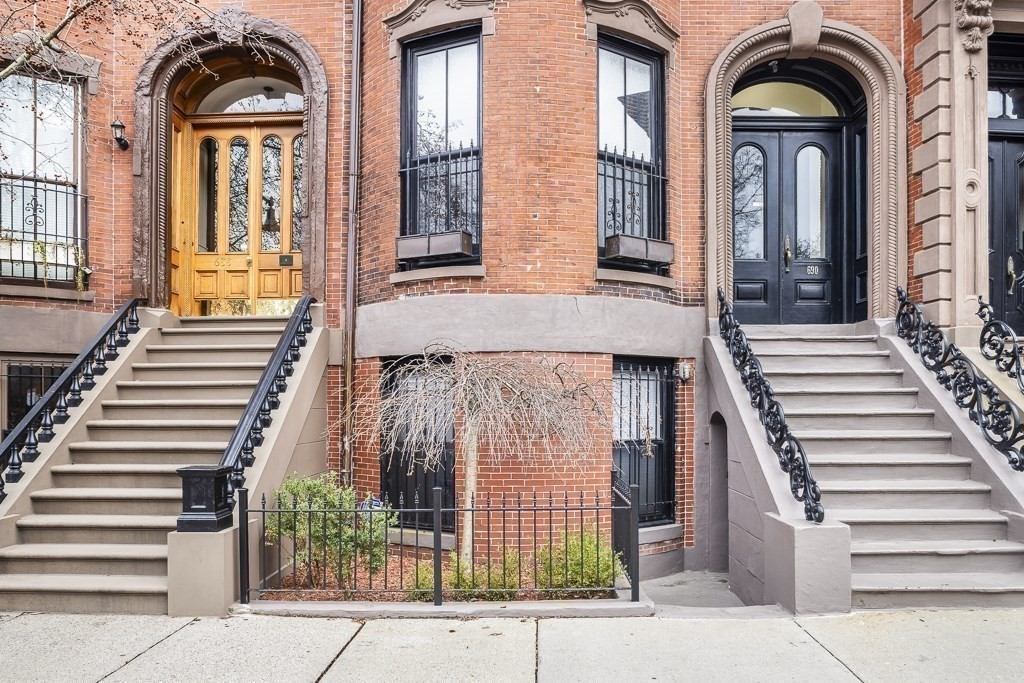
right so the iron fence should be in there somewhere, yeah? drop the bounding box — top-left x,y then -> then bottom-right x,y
400,145 -> 481,248
239,482 -> 640,605
0,174 -> 88,285
598,146 -> 666,248
1,357 -> 72,440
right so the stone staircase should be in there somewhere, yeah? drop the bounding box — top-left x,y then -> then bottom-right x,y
747,325 -> 1024,609
0,316 -> 287,614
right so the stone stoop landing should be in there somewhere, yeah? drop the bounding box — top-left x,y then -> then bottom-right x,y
0,316 -> 288,614
744,325 -> 1024,610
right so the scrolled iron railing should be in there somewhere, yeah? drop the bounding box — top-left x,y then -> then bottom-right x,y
0,298 -> 145,502
977,297 -> 1024,395
219,295 -> 316,505
717,288 -> 824,522
896,287 -> 1024,472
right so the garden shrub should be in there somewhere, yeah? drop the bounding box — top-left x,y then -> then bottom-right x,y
445,547 -> 521,600
536,527 -> 621,597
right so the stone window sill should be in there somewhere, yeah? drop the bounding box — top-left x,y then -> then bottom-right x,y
390,264 -> 487,285
595,267 -> 675,290
638,523 -> 682,545
0,283 -> 95,302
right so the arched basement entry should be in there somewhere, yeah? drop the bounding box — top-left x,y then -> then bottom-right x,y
132,7 -> 329,310
731,59 -> 868,324
705,0 -> 907,320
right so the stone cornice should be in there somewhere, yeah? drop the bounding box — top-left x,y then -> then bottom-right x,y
0,31 -> 102,94
582,0 -> 679,60
384,0 -> 496,57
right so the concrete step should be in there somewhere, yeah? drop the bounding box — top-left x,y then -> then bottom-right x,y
30,488 -> 182,515
852,572 -> 1024,609
830,508 -> 1008,542
86,419 -> 238,442
786,408 -> 934,431
16,514 -> 177,544
796,429 -> 953,455
0,574 -> 167,614
809,454 -> 972,481
68,441 -> 225,466
756,351 -> 892,372
0,543 -> 167,576
818,480 -> 991,509
100,399 -> 249,421
745,335 -> 880,353
130,362 -> 267,381
766,369 -> 905,391
851,540 -> 1024,574
771,388 -> 920,410
742,324 -> 860,337
144,344 -> 275,363
178,315 -> 288,329
51,463 -> 183,488
115,379 -> 258,400
158,328 -> 285,345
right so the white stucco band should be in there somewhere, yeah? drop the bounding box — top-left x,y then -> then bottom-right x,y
354,294 -> 707,358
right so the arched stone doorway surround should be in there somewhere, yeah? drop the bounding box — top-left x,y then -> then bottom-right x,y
131,6 -> 329,307
705,0 -> 907,318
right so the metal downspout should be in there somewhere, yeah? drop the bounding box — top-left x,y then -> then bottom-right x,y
343,0 -> 363,482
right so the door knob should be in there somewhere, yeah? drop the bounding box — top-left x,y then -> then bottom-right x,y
246,257 -> 253,268
784,236 -> 793,273
1008,256 -> 1018,295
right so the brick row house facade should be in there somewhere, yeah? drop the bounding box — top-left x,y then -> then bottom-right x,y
3,0 -> 1024,614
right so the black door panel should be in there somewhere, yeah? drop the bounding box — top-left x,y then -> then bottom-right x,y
989,135 -> 1024,333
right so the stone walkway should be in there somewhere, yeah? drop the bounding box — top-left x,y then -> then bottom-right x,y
1,607 -> 1022,682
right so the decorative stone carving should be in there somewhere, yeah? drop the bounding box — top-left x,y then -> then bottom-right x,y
786,0 -> 824,60
954,0 -> 994,53
210,4 -> 253,45
384,0 -> 496,57
582,0 -> 678,61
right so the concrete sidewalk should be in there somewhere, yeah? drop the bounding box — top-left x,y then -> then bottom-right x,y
0,608 -> 1021,682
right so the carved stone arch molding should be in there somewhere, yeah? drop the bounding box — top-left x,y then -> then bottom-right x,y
704,0 -> 907,318
384,0 -> 496,58
582,0 -> 679,67
132,5 -> 329,306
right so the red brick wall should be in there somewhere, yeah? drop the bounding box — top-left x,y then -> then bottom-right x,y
904,0 -> 925,301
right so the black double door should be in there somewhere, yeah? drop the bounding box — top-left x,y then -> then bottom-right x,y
732,127 -> 845,324
989,132 -> 1024,332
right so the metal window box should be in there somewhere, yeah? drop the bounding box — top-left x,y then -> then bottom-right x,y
397,230 -> 474,262
604,234 -> 675,266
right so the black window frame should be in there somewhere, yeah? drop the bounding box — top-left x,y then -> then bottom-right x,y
399,27 -> 483,270
612,357 -> 676,526
596,34 -> 667,274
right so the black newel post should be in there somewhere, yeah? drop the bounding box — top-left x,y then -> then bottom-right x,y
433,486 -> 443,606
629,483 -> 640,603
238,488 -> 250,604
176,465 -> 234,532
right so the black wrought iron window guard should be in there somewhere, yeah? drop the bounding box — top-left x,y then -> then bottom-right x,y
0,299 -> 144,502
176,296 -> 315,532
977,297 -> 1024,395
1,173 -> 88,286
717,288 -> 824,522
897,287 -> 1024,472
399,145 -> 482,250
598,148 -> 667,245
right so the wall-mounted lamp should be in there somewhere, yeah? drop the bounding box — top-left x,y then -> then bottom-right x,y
677,362 -> 693,383
110,119 -> 130,150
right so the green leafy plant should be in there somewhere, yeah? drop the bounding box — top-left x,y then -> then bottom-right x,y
32,240 -> 49,289
264,473 -> 394,588
445,547 -> 521,601
537,528 -> 621,598
72,245 -> 86,292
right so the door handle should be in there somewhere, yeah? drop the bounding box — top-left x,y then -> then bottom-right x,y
784,236 -> 793,273
246,257 -> 253,268
1009,256 -> 1018,295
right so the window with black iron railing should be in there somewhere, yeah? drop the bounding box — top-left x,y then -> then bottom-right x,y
399,144 -> 482,247
597,148 -> 667,247
0,174 -> 88,287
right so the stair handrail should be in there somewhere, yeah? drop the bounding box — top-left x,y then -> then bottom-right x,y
716,288 -> 824,522
976,297 -> 1024,395
0,297 -> 146,502
219,295 -> 315,505
896,287 -> 1024,472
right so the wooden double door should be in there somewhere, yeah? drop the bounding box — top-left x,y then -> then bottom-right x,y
989,130 -> 1024,332
171,117 -> 305,316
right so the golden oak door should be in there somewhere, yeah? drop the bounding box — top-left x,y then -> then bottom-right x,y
181,118 -> 304,316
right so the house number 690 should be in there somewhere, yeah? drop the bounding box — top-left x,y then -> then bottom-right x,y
806,265 -> 820,275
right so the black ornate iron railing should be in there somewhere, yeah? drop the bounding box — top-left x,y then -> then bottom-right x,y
0,299 -> 144,502
1,173 -> 88,286
400,144 -> 481,246
717,288 -> 824,522
220,295 -> 315,507
897,287 -> 1024,472
597,146 -> 666,247
977,297 -> 1024,395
